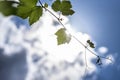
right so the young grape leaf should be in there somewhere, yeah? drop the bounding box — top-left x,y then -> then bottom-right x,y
55,28 -> 71,45
29,6 -> 43,25
44,3 -> 48,8
0,1 -> 18,16
52,0 -> 61,12
87,40 -> 95,48
52,0 -> 75,16
60,0 -> 74,15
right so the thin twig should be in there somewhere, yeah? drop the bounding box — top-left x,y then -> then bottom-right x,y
84,47 -> 87,80
85,48 -> 88,67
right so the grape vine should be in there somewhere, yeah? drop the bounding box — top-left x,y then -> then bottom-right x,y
0,0 -> 113,78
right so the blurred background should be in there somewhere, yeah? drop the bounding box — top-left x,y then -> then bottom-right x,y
0,0 -> 120,80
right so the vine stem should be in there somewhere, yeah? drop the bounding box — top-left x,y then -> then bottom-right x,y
38,0 -> 113,62
84,47 -> 87,80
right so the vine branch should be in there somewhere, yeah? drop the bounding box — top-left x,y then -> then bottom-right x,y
38,0 -> 113,64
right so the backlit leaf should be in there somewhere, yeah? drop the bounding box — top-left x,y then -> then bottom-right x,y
55,28 -> 71,45
29,6 -> 43,25
52,0 -> 75,16
52,0 -> 61,12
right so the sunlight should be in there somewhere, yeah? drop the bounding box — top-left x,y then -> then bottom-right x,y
0,11 -> 112,80
28,10 -> 96,67
0,0 -> 116,79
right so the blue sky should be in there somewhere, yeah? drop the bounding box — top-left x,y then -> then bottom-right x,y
0,0 -> 120,80
71,0 -> 120,80
71,0 -> 120,53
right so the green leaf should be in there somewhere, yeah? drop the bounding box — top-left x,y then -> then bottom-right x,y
87,40 -> 95,48
52,0 -> 61,12
52,0 -> 75,16
17,5 -> 32,19
61,9 -> 74,15
44,3 -> 48,8
60,0 -> 74,15
29,6 -> 43,25
17,0 -> 43,25
19,0 -> 38,7
0,1 -> 18,16
55,28 -> 71,45
60,0 -> 72,10
17,0 -> 38,19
